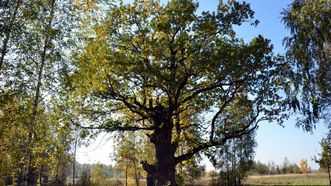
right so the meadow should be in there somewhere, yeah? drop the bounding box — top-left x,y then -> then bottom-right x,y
243,173 -> 329,186
188,173 -> 330,186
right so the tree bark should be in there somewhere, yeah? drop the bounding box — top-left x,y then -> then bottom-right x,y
142,118 -> 177,186
125,162 -> 128,186
133,159 -> 140,186
73,134 -> 78,186
328,165 -> 330,186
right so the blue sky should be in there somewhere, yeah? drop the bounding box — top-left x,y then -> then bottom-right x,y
77,0 -> 329,170
198,0 -> 328,169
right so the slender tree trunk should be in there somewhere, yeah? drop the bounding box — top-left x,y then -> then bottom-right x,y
125,162 -> 128,186
73,135 -> 78,186
133,159 -> 140,186
328,165 -> 330,186
0,0 -> 21,72
55,161 -> 60,182
25,0 -> 56,185
39,168 -> 42,185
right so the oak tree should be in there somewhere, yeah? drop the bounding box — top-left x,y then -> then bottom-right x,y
71,0 -> 286,185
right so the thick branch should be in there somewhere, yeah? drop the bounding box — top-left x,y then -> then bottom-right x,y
175,124 -> 258,165
210,76 -> 250,141
180,82 -> 224,104
210,85 -> 236,141
175,110 -> 260,165
70,119 -> 155,132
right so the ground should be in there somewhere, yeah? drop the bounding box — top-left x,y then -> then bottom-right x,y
242,173 -> 329,186
86,173 -> 329,185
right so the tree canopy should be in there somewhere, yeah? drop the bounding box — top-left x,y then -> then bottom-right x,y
70,0 -> 286,184
282,0 -> 331,131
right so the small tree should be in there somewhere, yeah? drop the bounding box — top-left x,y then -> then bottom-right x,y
315,132 -> 331,185
206,170 -> 219,186
209,131 -> 256,185
249,161 -> 269,175
90,163 -> 106,185
176,158 -> 205,185
114,132 -> 144,186
288,164 -> 300,174
79,168 -> 91,186
299,159 -> 309,174
282,157 -> 289,174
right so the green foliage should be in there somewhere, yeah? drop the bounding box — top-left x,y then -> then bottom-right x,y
175,173 -> 185,186
249,161 -> 269,175
91,163 -> 107,185
316,132 -> 331,169
282,0 -> 331,131
70,0 -> 286,183
176,158 -> 206,184
78,168 -> 92,186
0,0 -> 84,183
208,131 -> 256,185
314,131 -> 331,184
248,159 -> 302,175
113,132 -> 147,185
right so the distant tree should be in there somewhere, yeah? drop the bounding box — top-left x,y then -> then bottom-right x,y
176,158 -> 205,185
206,170 -> 219,186
267,160 -> 277,175
250,161 -> 269,175
70,0 -> 287,184
282,0 -> 331,131
299,159 -> 310,174
114,132 -> 143,186
78,168 -> 91,186
276,166 -> 281,174
91,163 -> 107,185
288,164 -> 301,174
282,157 -> 290,174
209,131 -> 256,185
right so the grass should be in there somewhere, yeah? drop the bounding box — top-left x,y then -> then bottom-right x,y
78,173 -> 329,186
243,173 -> 329,185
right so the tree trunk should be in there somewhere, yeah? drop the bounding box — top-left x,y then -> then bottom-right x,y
27,166 -> 38,186
328,165 -> 330,186
73,135 -> 78,186
39,167 -> 42,185
0,0 -> 21,72
133,159 -> 140,186
25,0 -> 56,185
154,144 -> 176,186
125,162 -> 128,186
142,123 -> 177,186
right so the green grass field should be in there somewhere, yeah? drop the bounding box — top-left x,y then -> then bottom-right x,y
243,173 -> 329,185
